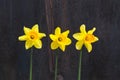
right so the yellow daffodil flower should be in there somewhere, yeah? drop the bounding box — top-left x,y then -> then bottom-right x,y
18,24 -> 46,49
73,24 -> 99,53
49,27 -> 71,51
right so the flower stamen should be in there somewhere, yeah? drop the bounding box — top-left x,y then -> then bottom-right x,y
30,35 -> 35,39
58,37 -> 63,42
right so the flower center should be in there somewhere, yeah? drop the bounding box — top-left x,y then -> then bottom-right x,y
58,37 -> 63,42
30,35 -> 35,39
29,32 -> 38,40
85,34 -> 95,42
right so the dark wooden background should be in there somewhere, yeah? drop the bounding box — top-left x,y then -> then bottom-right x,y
0,0 -> 120,80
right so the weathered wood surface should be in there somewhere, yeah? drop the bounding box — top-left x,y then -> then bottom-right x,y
0,0 -> 120,80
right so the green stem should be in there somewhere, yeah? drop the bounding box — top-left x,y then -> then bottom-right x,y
30,48 -> 33,80
55,52 -> 58,80
78,50 -> 82,80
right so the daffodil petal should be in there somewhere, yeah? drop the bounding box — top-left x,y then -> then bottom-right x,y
62,30 -> 69,37
76,41 -> 83,50
34,40 -> 42,49
59,45 -> 65,52
49,34 -> 57,41
39,33 -> 46,39
51,42 -> 58,49
32,24 -> 39,33
80,24 -> 86,34
88,27 -> 96,34
25,40 -> 33,49
84,43 -> 92,53
65,38 -> 71,45
18,35 -> 27,41
92,36 -> 99,43
73,33 -> 85,40
94,36 -> 99,41
24,26 -> 31,35
55,27 -> 61,35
